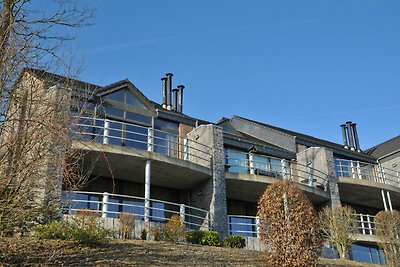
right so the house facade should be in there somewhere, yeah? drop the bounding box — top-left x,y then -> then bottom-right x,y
6,69 -> 400,264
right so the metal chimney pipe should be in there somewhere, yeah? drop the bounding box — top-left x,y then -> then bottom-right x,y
172,89 -> 178,112
161,77 -> 167,109
177,85 -> 185,113
351,123 -> 361,152
346,121 -> 355,151
165,73 -> 173,111
340,124 -> 349,149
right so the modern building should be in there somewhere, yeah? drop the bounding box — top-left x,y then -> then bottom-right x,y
5,68 -> 400,264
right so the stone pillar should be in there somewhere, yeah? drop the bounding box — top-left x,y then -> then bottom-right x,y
297,147 -> 341,208
187,124 -> 228,238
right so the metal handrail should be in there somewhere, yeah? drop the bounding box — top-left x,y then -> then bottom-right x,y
335,159 -> 400,188
62,191 -> 211,230
227,213 -> 379,238
227,215 -> 258,237
72,116 -> 213,167
226,154 -> 328,191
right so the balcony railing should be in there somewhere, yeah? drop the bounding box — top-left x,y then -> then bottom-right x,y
225,154 -> 328,191
62,191 -> 211,230
335,159 -> 400,188
354,213 -> 376,236
72,116 -> 212,167
227,215 -> 258,237
228,213 -> 378,238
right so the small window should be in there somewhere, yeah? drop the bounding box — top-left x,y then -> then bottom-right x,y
126,90 -> 145,108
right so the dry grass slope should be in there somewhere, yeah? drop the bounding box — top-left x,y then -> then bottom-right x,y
0,238 -> 381,267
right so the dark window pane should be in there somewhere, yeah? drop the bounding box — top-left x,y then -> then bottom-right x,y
125,124 -> 148,150
126,90 -> 145,108
126,112 -> 152,124
225,149 -> 248,173
154,119 -> 178,132
105,90 -> 125,103
107,122 -> 122,146
153,131 -> 178,157
104,106 -> 124,118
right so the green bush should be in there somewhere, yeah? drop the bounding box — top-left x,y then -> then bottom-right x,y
186,230 -> 205,244
186,230 -> 220,246
141,228 -> 147,240
34,221 -> 71,240
200,231 -> 220,246
35,210 -> 109,246
223,236 -> 246,249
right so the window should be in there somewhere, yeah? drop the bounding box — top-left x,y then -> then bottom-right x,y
228,216 -> 257,237
225,149 -> 249,173
351,243 -> 385,265
104,88 -> 146,108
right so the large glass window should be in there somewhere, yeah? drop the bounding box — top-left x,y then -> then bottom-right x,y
125,124 -> 148,150
351,244 -> 385,265
225,149 -> 249,173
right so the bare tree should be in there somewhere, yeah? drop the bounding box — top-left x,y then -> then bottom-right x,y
319,206 -> 356,260
375,210 -> 400,267
257,180 -> 322,267
0,0 -> 94,236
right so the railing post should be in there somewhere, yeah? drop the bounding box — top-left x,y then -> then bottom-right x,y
147,128 -> 154,152
249,153 -> 255,174
366,215 -> 372,235
102,192 -> 109,218
281,159 -> 289,179
103,119 -> 110,145
183,138 -> 189,161
180,204 -> 185,224
256,217 -> 260,238
350,160 -> 357,179
307,165 -> 314,187
356,161 -> 361,179
360,214 -> 366,235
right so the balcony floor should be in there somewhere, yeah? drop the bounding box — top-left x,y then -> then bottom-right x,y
72,141 -> 212,190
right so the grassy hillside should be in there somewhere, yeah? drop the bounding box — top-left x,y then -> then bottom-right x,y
0,238 -> 381,266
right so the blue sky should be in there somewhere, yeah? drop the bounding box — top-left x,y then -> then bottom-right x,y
68,0 -> 400,149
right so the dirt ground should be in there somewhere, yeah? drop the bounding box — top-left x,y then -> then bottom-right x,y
0,238 -> 381,267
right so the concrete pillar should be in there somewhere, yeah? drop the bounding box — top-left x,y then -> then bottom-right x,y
103,119 -> 110,145
102,192 -> 109,218
144,160 -> 151,222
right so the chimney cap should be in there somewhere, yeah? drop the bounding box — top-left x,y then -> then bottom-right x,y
161,77 -> 167,81
172,88 -> 178,92
177,84 -> 185,89
166,73 -> 173,76
346,121 -> 352,124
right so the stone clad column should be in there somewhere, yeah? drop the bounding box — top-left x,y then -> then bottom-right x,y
187,124 -> 228,238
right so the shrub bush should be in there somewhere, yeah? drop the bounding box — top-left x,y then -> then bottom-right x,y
186,230 -> 205,244
35,209 -> 109,246
163,215 -> 185,242
118,212 -> 135,239
224,236 -> 246,249
141,228 -> 147,240
200,231 -> 220,246
34,221 -> 71,240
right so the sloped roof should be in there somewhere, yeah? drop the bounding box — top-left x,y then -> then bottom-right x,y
365,134 -> 400,159
25,68 -> 101,91
231,115 -> 377,162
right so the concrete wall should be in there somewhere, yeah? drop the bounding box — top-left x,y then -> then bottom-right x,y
297,147 -> 341,208
187,124 -> 228,238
